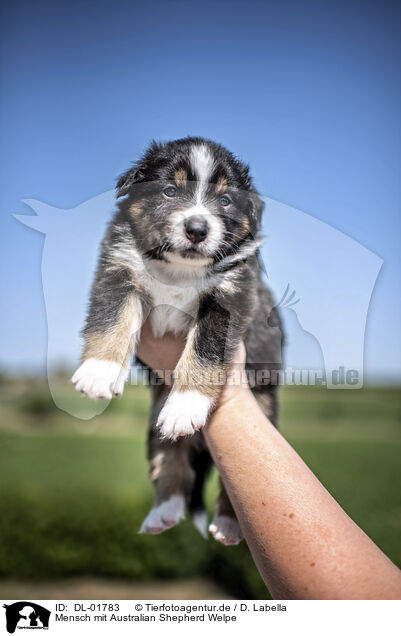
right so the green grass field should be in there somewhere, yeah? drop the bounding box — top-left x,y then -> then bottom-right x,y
0,378 -> 400,599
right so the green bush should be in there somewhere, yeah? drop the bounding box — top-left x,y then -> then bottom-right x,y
0,488 -> 267,598
19,394 -> 58,417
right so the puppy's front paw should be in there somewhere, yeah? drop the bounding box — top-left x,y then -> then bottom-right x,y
71,358 -> 128,399
157,391 -> 212,440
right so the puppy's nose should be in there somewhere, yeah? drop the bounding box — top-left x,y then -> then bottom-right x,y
184,215 -> 209,244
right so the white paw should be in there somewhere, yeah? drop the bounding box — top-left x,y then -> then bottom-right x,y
71,358 -> 128,399
209,515 -> 243,546
140,496 -> 185,534
157,391 -> 212,440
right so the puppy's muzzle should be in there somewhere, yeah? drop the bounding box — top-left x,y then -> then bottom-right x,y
184,215 -> 209,244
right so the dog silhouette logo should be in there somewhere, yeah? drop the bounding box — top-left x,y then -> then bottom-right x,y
267,284 -> 324,371
2,602 -> 50,633
15,191 -> 383,415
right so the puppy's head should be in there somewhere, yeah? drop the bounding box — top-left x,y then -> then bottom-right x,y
117,137 -> 263,265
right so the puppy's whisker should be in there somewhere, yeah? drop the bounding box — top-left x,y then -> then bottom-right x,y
223,230 -> 245,241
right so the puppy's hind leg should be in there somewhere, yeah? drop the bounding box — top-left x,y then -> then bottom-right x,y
140,384 -> 196,535
209,480 -> 243,546
141,436 -> 196,534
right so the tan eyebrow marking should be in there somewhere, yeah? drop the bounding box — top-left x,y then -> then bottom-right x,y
129,202 -> 143,218
216,176 -> 227,193
174,169 -> 187,188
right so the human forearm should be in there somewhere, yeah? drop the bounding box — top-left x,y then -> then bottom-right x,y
135,327 -> 401,599
205,388 -> 401,600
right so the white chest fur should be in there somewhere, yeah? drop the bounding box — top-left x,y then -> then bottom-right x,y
110,242 -> 222,338
143,259 -> 218,337
148,276 -> 200,336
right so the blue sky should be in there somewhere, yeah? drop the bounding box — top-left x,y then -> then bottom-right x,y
0,0 -> 400,382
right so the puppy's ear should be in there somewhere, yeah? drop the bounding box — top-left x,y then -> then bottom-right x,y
249,190 -> 264,231
116,165 -> 145,198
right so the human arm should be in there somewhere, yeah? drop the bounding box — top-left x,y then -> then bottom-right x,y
136,323 -> 401,599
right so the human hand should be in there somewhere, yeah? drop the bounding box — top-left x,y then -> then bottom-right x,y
136,318 -> 249,405
136,318 -> 185,373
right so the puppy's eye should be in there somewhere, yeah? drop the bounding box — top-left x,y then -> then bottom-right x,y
219,195 -> 231,207
163,186 -> 177,198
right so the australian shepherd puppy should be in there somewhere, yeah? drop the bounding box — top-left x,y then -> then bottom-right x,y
72,137 -> 283,545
